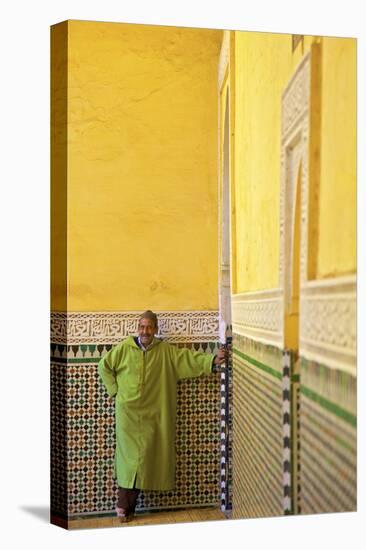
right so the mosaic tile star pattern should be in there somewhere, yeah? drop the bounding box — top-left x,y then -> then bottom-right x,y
50,311 -> 231,521
50,363 -> 68,519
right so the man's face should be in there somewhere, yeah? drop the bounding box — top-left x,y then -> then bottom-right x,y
138,317 -> 158,347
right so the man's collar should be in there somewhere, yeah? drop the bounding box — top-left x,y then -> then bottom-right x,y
137,336 -> 157,351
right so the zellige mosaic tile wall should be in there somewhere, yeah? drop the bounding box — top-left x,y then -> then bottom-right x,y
50,311 -> 232,521
299,358 -> 357,514
232,334 -> 290,519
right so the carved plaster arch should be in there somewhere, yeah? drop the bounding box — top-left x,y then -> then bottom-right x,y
280,47 -> 356,373
280,52 -> 311,341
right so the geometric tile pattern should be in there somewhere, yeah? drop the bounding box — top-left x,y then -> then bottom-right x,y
50,312 -> 227,518
50,363 -> 68,519
226,358 -> 233,510
299,358 -> 357,514
283,351 -> 300,515
229,338 -> 356,520
232,334 -> 285,519
219,326 -> 232,511
282,351 -> 292,514
292,375 -> 301,514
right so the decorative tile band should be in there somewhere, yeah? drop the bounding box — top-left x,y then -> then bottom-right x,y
300,386 -> 356,427
51,341 -> 218,361
51,310 -> 219,344
233,347 -> 282,381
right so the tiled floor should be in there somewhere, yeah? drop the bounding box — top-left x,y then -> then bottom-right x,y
68,507 -> 229,530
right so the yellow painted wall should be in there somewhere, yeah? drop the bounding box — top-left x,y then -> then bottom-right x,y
51,22 -> 68,311
219,71 -> 229,267
51,20 -> 222,311
317,37 -> 356,278
233,31 -> 293,292
231,32 -> 356,293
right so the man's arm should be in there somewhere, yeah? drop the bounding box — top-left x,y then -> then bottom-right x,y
172,344 -> 227,380
211,347 -> 227,373
98,345 -> 120,398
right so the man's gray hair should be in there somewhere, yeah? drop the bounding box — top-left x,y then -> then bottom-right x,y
139,310 -> 158,328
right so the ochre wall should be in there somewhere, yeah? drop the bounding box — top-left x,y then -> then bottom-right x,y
233,31 -> 289,292
219,66 -> 230,275
51,22 -> 68,311
317,37 -> 356,278
231,32 -> 356,293
52,20 -> 222,311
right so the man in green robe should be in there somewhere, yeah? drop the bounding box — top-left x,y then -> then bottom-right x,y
98,310 -> 226,521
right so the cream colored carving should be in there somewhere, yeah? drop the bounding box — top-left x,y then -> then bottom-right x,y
280,53 -> 310,303
279,54 -> 356,374
231,289 -> 283,347
300,276 -> 357,373
51,311 -> 219,344
282,56 -> 310,141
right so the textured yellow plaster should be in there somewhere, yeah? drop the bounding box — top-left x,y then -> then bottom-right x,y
231,31 -> 356,292
317,37 -> 356,278
51,22 -> 68,310
233,31 -> 294,292
52,20 -> 222,311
